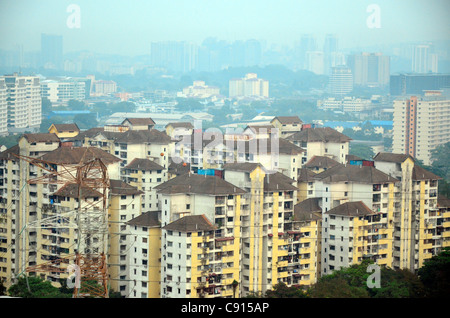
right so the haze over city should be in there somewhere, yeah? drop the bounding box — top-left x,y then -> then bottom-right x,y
1,0 -> 449,55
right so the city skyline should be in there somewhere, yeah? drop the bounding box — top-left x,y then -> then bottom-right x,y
0,0 -> 449,56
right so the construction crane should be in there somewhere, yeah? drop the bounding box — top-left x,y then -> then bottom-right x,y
14,154 -> 110,298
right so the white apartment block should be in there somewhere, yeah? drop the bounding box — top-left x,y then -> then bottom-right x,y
0,78 -> 8,135
3,74 -> 41,132
40,78 -> 86,104
229,73 -> 269,99
392,91 -> 450,165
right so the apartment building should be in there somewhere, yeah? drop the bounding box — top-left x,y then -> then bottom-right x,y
222,163 -> 304,294
0,78 -> 7,135
373,152 -> 444,272
392,91 -> 450,165
126,211 -> 161,298
78,125 -> 173,169
270,116 -> 303,138
122,158 -> 167,213
107,179 -> 143,297
48,123 -> 80,139
3,74 -> 41,133
309,163 -> 398,276
0,144 -> 121,289
229,73 -> 269,99
155,173 -> 245,298
40,78 -> 86,105
286,127 -> 351,165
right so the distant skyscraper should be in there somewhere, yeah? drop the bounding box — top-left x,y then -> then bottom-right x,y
305,51 -> 324,75
412,44 -> 438,73
347,52 -> 390,87
41,34 -> 63,69
393,91 -> 450,165
323,34 -> 339,75
244,39 -> 262,67
150,41 -> 198,73
328,66 -> 353,96
390,73 -> 450,96
297,34 -> 317,69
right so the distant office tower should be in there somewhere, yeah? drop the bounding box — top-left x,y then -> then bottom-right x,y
92,80 -> 117,96
297,34 -> 317,69
150,41 -> 198,73
244,39 -> 262,67
40,77 -> 86,104
229,73 -> 269,99
412,44 -> 438,73
347,52 -> 390,87
41,33 -> 63,69
0,78 -> 7,135
392,91 -> 450,165
390,73 -> 450,96
2,73 -> 41,131
328,66 -> 353,96
305,51 -> 324,75
323,34 -> 339,75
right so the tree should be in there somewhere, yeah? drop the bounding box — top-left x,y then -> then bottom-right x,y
349,143 -> 375,160
73,113 -> 98,130
418,247 -> 450,298
8,276 -> 71,298
67,99 -> 86,110
310,260 -> 425,298
264,282 -> 309,298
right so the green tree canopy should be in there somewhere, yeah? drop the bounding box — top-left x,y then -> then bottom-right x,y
8,276 -> 71,298
418,247 -> 450,298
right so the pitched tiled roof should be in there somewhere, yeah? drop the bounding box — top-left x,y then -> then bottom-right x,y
162,214 -> 215,232
41,147 -> 121,165
223,162 -> 263,172
122,118 -> 155,126
294,198 -> 322,221
51,123 -> 80,132
412,165 -> 442,181
297,168 -> 317,182
305,156 -> 342,170
271,116 -> 303,124
326,201 -> 375,217
264,172 -> 297,192
168,160 -> 190,176
286,127 -> 351,143
114,129 -> 172,144
125,158 -> 164,171
22,133 -> 60,143
127,211 -> 160,227
314,164 -> 398,183
110,179 -> 143,196
166,122 -> 194,129
53,183 -> 102,198
155,173 -> 246,195
373,152 -> 413,163
0,145 -> 19,160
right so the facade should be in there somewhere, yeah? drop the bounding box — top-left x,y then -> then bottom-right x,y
229,73 -> 269,99
412,44 -> 438,74
347,53 -> 390,87
48,123 -> 80,139
3,74 -> 42,132
40,78 -> 86,105
390,73 -> 450,97
286,127 -> 351,165
0,78 -> 8,135
182,81 -> 220,99
392,91 -> 450,165
373,152 -> 444,272
328,66 -> 353,96
270,116 -> 303,138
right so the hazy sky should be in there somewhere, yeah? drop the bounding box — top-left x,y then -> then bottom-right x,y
1,0 -> 449,55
